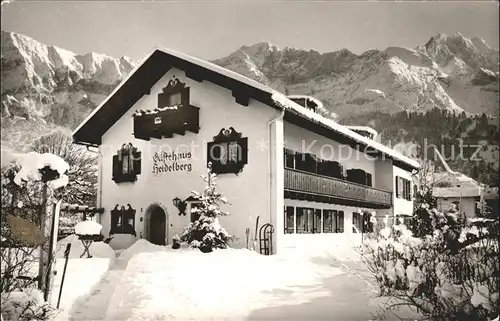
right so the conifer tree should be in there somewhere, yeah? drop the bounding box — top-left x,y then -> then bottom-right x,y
179,163 -> 234,253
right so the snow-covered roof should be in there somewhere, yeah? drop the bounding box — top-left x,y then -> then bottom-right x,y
344,126 -> 378,137
272,92 -> 420,169
73,46 -> 420,170
286,95 -> 324,109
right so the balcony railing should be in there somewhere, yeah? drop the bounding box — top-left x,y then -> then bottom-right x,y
133,105 -> 200,141
284,168 -> 392,208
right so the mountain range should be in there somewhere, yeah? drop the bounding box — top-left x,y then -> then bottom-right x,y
1,30 -> 498,184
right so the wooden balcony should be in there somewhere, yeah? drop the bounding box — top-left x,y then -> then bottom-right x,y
284,168 -> 392,209
133,105 -> 200,141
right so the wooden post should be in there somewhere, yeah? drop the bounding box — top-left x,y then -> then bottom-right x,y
37,183 -> 48,291
44,199 -> 62,302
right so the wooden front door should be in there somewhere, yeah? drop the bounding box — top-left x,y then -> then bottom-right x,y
149,207 -> 166,245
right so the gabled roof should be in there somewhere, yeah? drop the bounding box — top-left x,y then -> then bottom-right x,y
72,46 -> 420,170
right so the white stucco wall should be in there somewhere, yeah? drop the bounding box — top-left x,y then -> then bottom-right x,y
393,165 -> 414,216
437,197 -> 477,217
98,68 -> 281,249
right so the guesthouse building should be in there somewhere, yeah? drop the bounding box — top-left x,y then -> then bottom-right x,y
73,47 -> 420,254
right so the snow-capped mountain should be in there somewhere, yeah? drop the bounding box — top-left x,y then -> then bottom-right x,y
1,30 -> 498,151
1,30 -> 135,149
214,33 -> 499,118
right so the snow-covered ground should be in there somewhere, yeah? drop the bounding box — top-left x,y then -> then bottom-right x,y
1,235 -> 116,321
102,240 -> 418,321
2,237 -> 421,321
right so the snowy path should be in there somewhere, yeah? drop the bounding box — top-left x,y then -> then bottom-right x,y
67,253 -> 130,321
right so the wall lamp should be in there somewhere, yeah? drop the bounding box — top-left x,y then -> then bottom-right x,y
172,197 -> 188,216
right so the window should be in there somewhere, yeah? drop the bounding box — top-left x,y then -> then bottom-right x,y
284,149 -> 295,168
284,206 -> 294,234
396,215 -> 412,229
313,209 -> 322,233
207,127 -> 248,174
296,207 -> 314,233
395,176 -> 412,200
321,210 -> 344,233
334,211 -> 344,233
112,143 -> 141,183
158,76 -> 189,108
168,92 -> 182,106
323,210 -> 333,233
110,204 -> 136,236
363,214 -> 374,233
352,212 -> 363,233
366,173 -> 372,187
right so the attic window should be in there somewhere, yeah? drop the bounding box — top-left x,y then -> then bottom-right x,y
112,143 -> 141,183
168,92 -> 182,106
158,76 -> 190,108
154,117 -> 162,124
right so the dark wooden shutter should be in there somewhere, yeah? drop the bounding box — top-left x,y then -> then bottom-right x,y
295,153 -> 304,170
181,87 -> 190,106
238,137 -> 248,164
346,169 -> 354,182
395,176 -> 400,198
338,211 -> 344,233
207,142 -> 221,169
112,155 -> 120,181
314,209 -> 321,233
110,208 -> 120,234
133,149 -> 142,175
366,173 -> 372,187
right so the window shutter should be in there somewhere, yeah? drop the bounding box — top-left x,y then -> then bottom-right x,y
181,87 -> 190,106
366,173 -> 372,187
338,211 -> 344,233
395,176 -> 400,198
133,150 -> 142,175
112,155 -> 120,181
110,209 -> 120,234
238,137 -> 248,164
207,142 -> 221,169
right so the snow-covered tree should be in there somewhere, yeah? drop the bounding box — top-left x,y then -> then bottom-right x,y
362,204 -> 499,321
411,160 -> 438,238
1,151 -> 69,320
179,163 -> 235,253
30,130 -> 97,207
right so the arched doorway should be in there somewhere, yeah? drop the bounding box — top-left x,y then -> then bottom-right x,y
144,204 -> 167,245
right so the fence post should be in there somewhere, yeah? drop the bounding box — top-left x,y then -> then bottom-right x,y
44,199 -> 62,302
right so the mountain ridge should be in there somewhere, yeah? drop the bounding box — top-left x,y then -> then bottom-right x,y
214,31 -> 499,118
1,29 -> 498,152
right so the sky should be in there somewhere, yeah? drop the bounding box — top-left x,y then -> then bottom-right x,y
1,1 -> 499,62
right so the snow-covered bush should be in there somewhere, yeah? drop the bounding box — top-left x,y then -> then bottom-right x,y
0,288 -> 55,321
179,163 -> 235,253
362,205 -> 499,321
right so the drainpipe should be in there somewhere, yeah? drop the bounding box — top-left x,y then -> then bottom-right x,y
84,145 -> 102,224
267,109 -> 285,229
